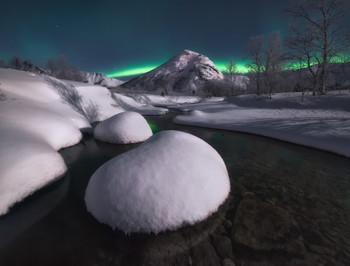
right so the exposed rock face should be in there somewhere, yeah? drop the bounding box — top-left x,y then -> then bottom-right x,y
120,49 -> 224,94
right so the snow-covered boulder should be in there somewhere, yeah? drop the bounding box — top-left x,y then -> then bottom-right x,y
85,130 -> 230,234
94,111 -> 153,144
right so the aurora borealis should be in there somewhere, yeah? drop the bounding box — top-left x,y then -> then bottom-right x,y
106,60 -> 249,78
0,0 -> 319,79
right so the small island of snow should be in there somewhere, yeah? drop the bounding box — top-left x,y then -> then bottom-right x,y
94,111 -> 153,144
85,130 -> 230,234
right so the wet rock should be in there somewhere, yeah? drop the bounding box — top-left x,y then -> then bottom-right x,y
305,244 -> 334,256
214,224 -> 226,235
241,191 -> 255,198
223,220 -> 232,231
190,240 -> 221,266
232,198 -> 306,256
212,235 -> 234,260
222,258 -> 236,266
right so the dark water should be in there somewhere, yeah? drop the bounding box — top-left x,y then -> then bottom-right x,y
0,112 -> 349,265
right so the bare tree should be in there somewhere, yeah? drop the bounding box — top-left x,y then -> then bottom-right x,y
0,60 -> 5,68
264,31 -> 284,98
9,56 -> 23,70
47,58 -> 58,75
285,25 -> 321,95
245,35 -> 264,95
284,0 -> 349,94
225,58 -> 238,95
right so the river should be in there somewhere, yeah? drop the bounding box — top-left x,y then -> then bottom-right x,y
0,111 -> 349,265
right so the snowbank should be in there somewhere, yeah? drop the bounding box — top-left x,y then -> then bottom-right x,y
66,81 -> 124,122
174,91 -> 350,157
112,93 -> 168,115
81,72 -> 124,87
0,68 -> 126,216
94,111 -> 153,144
85,130 -> 230,234
113,93 -> 224,109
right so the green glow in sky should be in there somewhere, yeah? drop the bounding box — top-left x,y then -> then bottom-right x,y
214,61 -> 250,74
106,55 -> 348,78
106,60 -> 249,78
107,65 -> 160,78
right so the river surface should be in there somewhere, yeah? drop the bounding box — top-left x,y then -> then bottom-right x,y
0,112 -> 349,265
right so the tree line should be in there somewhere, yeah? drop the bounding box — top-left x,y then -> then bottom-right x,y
0,55 -> 85,82
222,0 -> 350,98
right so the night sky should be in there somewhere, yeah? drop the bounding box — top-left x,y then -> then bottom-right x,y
1,0 -> 292,78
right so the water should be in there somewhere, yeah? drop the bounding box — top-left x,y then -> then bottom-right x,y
0,112 -> 349,265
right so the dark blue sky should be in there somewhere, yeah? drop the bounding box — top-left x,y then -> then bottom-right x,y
1,0 -> 291,77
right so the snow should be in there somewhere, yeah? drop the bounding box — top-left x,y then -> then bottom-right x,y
81,72 -> 124,87
124,93 -> 224,108
173,91 -> 350,157
112,93 -> 168,115
85,130 -> 230,234
120,49 -> 224,93
0,68 -> 126,216
94,111 -> 153,144
70,81 -> 124,122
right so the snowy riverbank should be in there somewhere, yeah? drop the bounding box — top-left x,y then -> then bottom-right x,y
171,92 -> 350,157
0,69 -> 163,216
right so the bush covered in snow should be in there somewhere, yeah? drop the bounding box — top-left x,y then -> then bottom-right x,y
94,111 -> 153,144
85,130 -> 230,234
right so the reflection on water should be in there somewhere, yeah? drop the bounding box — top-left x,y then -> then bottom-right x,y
0,112 -> 349,265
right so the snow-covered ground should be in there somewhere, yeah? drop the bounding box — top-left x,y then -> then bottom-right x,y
112,93 -> 168,115
0,69 -> 171,216
0,69 -> 127,216
116,93 -> 224,108
173,92 -> 350,157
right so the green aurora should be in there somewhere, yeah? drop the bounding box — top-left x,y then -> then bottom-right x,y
106,60 -> 249,78
106,55 -> 348,79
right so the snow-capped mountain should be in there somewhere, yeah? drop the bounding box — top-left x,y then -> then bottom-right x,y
120,49 -> 224,93
82,72 -> 124,87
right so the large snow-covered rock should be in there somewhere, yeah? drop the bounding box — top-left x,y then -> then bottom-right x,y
85,130 -> 230,234
120,49 -> 224,94
94,111 -> 153,144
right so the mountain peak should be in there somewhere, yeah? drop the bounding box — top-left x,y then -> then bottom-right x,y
121,50 -> 223,94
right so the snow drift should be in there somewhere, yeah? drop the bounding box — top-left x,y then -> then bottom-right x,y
81,72 -> 124,88
0,69 -> 125,216
94,111 -> 153,144
85,130 -> 230,234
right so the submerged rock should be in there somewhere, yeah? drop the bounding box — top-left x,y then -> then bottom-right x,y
85,130 -> 230,234
232,198 -> 306,256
